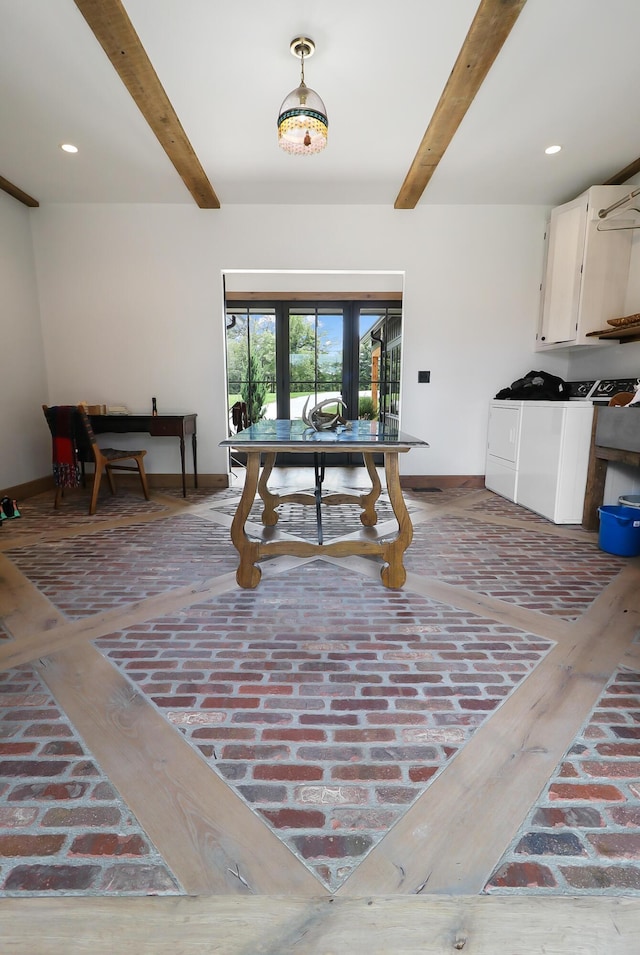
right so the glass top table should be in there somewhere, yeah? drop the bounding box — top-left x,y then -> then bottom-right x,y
220,418 -> 427,450
220,419 -> 428,589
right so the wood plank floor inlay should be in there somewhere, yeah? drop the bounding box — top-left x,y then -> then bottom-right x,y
405,515 -> 626,618
0,663 -> 181,895
1,474 -> 640,952
94,563 -> 553,889
486,666 -> 640,894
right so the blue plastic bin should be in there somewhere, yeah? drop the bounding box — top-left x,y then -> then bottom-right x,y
598,505 -> 640,557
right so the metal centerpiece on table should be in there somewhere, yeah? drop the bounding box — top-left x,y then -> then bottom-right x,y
301,396 -> 349,431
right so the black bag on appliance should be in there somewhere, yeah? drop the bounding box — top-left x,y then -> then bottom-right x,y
495,370 -> 567,401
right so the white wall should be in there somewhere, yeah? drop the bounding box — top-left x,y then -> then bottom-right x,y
0,192 -> 49,490
224,270 -> 403,294
10,194 -> 640,488
29,202 -> 553,479
5,191 -> 638,490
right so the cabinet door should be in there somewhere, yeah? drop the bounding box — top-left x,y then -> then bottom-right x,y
539,195 -> 587,345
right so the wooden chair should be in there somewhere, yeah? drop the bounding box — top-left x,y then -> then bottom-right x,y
42,404 -> 150,515
608,391 -> 635,406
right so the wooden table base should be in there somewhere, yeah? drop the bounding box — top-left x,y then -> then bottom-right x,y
230,451 -> 414,589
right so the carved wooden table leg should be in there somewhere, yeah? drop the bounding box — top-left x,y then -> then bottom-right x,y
359,452 -> 382,526
257,452 -> 280,526
231,451 -> 262,588
221,421 -> 427,590
380,451 -> 412,589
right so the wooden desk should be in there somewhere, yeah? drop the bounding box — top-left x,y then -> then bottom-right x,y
220,419 -> 428,589
582,406 -> 640,529
90,413 -> 197,498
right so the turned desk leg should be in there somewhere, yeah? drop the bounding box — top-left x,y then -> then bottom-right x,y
231,451 -> 262,588
179,435 -> 187,498
380,451 -> 412,589
192,432 -> 198,489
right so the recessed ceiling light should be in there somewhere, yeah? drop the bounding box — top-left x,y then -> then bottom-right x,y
545,144 -> 562,155
60,143 -> 78,153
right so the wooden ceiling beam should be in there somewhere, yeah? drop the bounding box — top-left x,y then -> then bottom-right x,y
604,156 -> 640,186
0,176 -> 39,208
73,0 -> 220,209
394,0 -> 528,210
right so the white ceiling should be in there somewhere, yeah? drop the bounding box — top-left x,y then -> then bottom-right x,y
2,0 -> 640,208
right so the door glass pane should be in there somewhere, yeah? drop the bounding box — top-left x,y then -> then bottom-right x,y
225,307 -> 276,427
359,310 -> 381,420
385,309 -> 402,419
288,308 -> 343,417
358,307 -> 402,421
226,301 -> 401,435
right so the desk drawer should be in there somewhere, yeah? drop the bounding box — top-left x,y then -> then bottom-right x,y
149,415 -> 196,437
91,414 -> 150,434
150,417 -> 183,436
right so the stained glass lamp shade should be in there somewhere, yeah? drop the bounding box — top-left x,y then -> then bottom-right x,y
277,37 -> 328,156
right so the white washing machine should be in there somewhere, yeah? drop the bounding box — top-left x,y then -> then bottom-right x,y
485,400 -> 594,524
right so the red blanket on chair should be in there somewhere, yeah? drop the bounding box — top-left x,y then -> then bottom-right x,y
51,406 -> 81,488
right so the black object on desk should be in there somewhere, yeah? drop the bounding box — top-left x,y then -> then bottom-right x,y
90,413 -> 197,498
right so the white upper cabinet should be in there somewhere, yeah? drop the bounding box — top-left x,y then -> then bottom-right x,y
537,185 -> 633,348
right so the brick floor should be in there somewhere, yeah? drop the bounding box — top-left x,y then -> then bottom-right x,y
212,485 -> 399,542
6,515 -> 238,619
0,666 -> 181,896
468,495 -> 553,524
95,564 -> 552,889
4,489 -> 167,542
404,516 -> 625,619
485,668 -> 640,895
1,481 -> 639,897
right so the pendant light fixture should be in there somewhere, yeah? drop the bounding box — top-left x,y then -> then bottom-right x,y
277,37 -> 328,155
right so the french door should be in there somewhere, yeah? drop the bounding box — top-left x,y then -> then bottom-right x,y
225,300 -> 401,464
